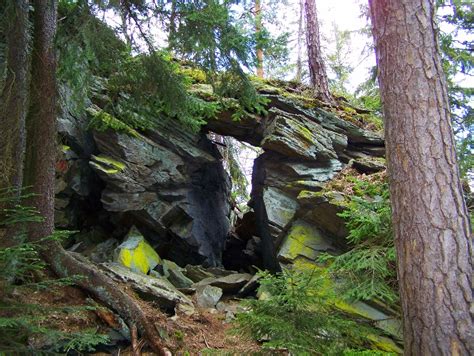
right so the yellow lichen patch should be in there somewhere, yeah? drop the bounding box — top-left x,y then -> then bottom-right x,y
116,233 -> 161,274
366,334 -> 403,354
279,221 -> 332,262
90,155 -> 126,175
93,155 -> 126,171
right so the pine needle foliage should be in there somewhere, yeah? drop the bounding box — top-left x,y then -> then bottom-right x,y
0,189 -> 108,354
57,1 -> 219,133
234,268 -> 388,355
319,177 -> 399,308
436,0 -> 473,178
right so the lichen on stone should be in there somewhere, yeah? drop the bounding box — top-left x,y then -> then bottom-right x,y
90,154 -> 126,174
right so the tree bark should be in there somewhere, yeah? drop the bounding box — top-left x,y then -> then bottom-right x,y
304,0 -> 332,103
0,0 -> 30,200
255,0 -> 264,78
22,1 -> 168,353
368,1 -> 473,354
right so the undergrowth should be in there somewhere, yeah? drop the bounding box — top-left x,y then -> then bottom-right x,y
0,188 -> 108,354
319,175 -> 399,309
233,268 -> 393,355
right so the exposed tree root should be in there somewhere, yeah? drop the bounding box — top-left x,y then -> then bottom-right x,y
42,242 -> 167,355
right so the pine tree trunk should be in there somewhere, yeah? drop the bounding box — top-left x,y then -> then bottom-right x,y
0,0 -> 30,199
23,0 -> 58,239
369,1 -> 473,354
22,2 -> 168,353
304,0 -> 332,103
255,0 -> 264,78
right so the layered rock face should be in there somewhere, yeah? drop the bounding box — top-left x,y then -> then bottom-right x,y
56,81 -> 402,344
57,102 -> 231,267
57,82 -> 385,269
207,91 -> 385,268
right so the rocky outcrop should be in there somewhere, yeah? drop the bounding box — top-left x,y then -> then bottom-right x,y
205,88 -> 384,269
57,100 -> 232,267
57,79 -> 384,271
56,78 -> 401,348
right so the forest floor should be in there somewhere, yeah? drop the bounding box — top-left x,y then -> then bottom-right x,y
8,280 -> 266,355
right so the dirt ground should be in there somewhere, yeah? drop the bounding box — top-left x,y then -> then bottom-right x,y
4,280 -> 264,355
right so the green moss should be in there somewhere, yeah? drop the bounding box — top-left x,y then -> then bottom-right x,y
366,334 -> 402,354
282,91 -> 319,108
87,108 -> 140,138
179,67 -> 207,83
297,124 -> 314,142
297,190 -> 320,200
189,83 -> 217,100
279,221 -> 329,262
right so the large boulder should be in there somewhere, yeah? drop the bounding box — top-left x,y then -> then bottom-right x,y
115,227 -> 161,274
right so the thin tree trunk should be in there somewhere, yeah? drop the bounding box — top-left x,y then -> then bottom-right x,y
251,155 -> 281,273
255,0 -> 264,78
368,1 -> 473,354
0,0 -> 30,201
295,0 -> 304,83
304,0 -> 332,103
22,1 -> 168,353
120,1 -> 132,48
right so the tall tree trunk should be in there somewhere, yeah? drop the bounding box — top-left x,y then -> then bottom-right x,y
22,1 -> 167,353
304,0 -> 332,103
369,1 -> 473,354
23,0 -> 57,239
255,0 -> 264,78
295,0 -> 304,83
0,0 -> 30,200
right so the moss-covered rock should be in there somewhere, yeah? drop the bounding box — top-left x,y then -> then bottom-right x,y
278,220 -> 337,262
89,154 -> 126,174
115,227 -> 161,274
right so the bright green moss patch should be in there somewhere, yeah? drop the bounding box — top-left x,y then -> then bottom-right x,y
87,108 -> 140,138
179,67 -> 207,83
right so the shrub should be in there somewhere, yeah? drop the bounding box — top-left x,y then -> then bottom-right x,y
233,268 -> 383,355
319,178 -> 399,308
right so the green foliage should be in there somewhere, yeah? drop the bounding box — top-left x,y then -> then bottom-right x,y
234,268 -> 387,355
213,71 -> 269,121
0,190 -> 108,354
57,1 -> 128,116
327,24 -> 354,97
354,66 -> 383,115
436,0 -> 473,178
107,52 -> 218,132
87,108 -> 140,137
57,1 -> 219,133
319,178 -> 398,307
